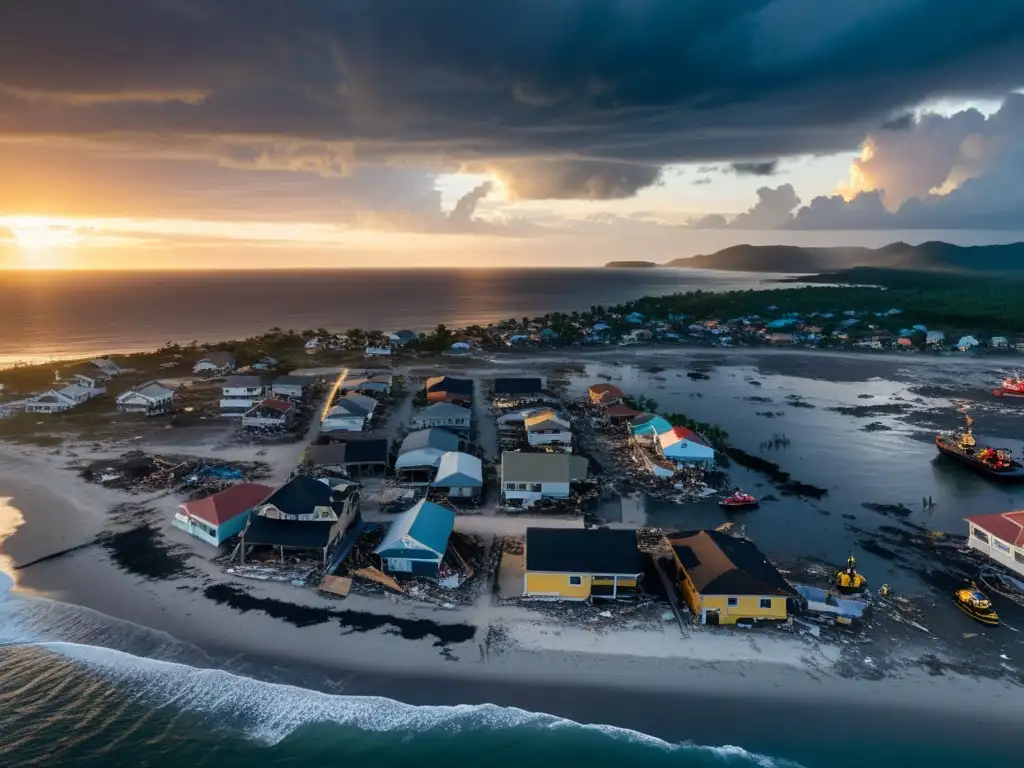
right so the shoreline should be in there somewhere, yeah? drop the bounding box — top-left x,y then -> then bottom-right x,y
4,346 -> 1024,764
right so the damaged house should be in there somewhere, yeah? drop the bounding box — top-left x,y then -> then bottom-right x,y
500,452 -> 588,508
395,428 -> 460,484
374,499 -> 457,579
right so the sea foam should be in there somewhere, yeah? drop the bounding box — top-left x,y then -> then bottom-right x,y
45,640 -> 801,767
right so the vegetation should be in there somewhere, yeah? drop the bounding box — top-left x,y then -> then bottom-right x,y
663,412 -> 730,452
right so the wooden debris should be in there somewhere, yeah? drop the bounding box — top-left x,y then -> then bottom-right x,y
319,575 -> 352,597
352,566 -> 403,592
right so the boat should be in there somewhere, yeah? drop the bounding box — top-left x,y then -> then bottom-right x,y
718,490 -> 758,510
834,552 -> 868,595
934,411 -> 1024,483
952,583 -> 1000,626
992,374 -> 1024,398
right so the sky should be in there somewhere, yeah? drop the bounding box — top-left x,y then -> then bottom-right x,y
1,1 -> 1024,270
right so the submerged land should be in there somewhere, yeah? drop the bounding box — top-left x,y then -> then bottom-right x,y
3,279 -> 1024,761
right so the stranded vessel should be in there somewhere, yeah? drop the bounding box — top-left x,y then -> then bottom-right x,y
935,412 -> 1024,483
718,490 -> 759,510
952,583 -> 1000,626
992,374 -> 1024,398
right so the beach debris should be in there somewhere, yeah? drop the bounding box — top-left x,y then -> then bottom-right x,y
76,450 -> 270,495
352,567 -> 404,593
319,575 -> 352,597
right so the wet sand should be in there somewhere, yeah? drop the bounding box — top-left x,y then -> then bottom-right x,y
3,347 -> 1024,762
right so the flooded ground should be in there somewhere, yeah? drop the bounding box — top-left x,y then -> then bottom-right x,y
564,352 -> 1024,669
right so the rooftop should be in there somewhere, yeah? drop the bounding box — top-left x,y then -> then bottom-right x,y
501,451 -> 588,483
180,483 -> 274,526
399,428 -> 460,454
425,376 -> 474,395
243,515 -> 335,549
525,528 -> 644,574
668,530 -> 797,597
966,510 -> 1024,547
375,499 -> 456,557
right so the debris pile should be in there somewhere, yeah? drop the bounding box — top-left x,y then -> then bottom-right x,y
77,450 -> 271,495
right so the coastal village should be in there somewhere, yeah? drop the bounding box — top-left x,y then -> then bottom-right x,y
3,305 -> 1023,652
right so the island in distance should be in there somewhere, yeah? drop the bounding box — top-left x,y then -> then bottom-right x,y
606,240 -> 1024,274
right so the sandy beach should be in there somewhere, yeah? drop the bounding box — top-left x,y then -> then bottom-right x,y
3,346 -> 1024,762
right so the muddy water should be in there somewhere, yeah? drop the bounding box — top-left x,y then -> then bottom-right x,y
567,352 -> 1024,662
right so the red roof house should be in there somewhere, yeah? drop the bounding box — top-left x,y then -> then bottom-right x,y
965,510 -> 1024,577
175,483 -> 274,546
588,383 -> 624,406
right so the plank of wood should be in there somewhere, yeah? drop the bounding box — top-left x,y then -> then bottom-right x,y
318,574 -> 352,596
352,566 -> 403,592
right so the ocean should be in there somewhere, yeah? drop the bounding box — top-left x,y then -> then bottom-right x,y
1,570 -> 1016,768
0,268 -> 792,364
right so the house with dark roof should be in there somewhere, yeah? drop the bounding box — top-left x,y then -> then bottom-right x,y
409,401 -> 472,432
388,329 -> 419,346
667,530 -> 798,625
425,375 -> 474,404
374,499 -> 456,578
193,350 -> 236,375
239,515 -> 339,567
254,475 -> 359,526
523,528 -> 644,600
271,375 -> 312,400
220,375 -> 267,415
173,483 -> 274,547
306,438 -> 390,475
493,378 -> 544,397
965,510 -> 1024,578
116,381 -> 175,416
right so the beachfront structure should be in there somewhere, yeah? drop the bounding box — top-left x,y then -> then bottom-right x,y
240,515 -> 339,567
364,345 -> 392,357
500,451 -> 589,507
173,482 -> 274,547
493,378 -> 544,398
668,530 -> 798,626
965,510 -> 1024,578
64,369 -> 110,393
524,410 -> 573,451
409,402 -> 472,432
588,383 -> 624,406
270,376 -> 311,400
321,394 -> 377,432
193,351 -> 236,374
425,376 -> 474,404
374,499 -> 456,578
395,428 -> 460,477
24,386 -> 93,414
220,376 -> 266,416
432,451 -> 483,499
523,528 -> 644,600
306,439 -> 390,476
658,427 -> 715,468
241,398 -> 295,430
630,414 -> 673,444
115,381 -> 175,415
255,475 -> 359,524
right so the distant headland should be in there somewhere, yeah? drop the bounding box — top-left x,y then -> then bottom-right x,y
606,241 -> 1024,274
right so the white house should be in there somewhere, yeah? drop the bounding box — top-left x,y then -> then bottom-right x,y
241,398 -> 296,429
321,394 -> 377,432
116,381 -> 175,415
500,451 -> 589,508
410,402 -> 472,431
432,451 -> 483,499
193,351 -> 237,374
925,330 -> 946,346
271,376 -> 310,400
524,410 -> 573,451
220,375 -> 266,416
24,388 -> 80,414
395,428 -> 460,473
62,368 -> 109,396
365,345 -> 392,357
965,511 -> 1024,579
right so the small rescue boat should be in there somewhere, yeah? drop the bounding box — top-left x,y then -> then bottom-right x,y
834,552 -> 868,595
992,375 -> 1024,398
952,583 -> 999,626
718,490 -> 759,510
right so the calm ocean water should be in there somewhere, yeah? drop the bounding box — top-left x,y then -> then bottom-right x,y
0,268 -> 791,364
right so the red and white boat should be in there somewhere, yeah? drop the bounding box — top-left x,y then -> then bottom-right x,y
719,491 -> 759,510
993,375 -> 1024,398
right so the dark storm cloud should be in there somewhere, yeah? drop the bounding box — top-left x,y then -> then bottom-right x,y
730,161 -> 778,176
0,1 -> 1023,199
881,113 -> 915,131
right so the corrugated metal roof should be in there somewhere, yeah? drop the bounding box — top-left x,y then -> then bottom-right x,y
414,402 -> 472,420
399,428 -> 459,454
375,499 -> 455,558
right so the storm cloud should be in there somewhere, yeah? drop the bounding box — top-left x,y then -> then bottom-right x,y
1,1 -> 1023,201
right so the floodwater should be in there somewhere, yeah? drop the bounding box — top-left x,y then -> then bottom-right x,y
565,351 -> 1024,663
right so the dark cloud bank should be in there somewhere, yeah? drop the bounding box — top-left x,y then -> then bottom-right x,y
0,1 -> 1022,223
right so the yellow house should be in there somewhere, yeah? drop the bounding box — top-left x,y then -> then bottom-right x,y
668,530 -> 797,625
523,527 -> 644,600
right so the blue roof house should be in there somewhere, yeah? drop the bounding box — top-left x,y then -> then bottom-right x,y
766,318 -> 796,330
374,500 -> 456,578
631,414 -> 673,438
625,312 -> 645,324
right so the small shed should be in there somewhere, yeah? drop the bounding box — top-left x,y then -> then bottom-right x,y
432,452 -> 483,498
374,500 -> 456,577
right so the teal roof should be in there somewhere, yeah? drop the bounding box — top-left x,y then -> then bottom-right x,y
631,415 -> 672,435
375,500 -> 455,557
